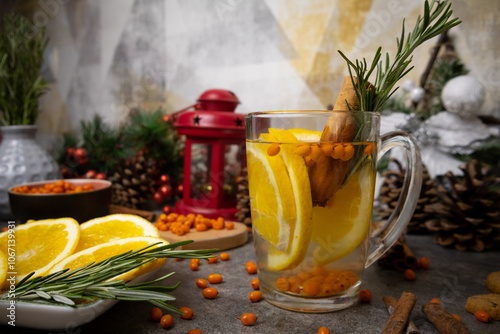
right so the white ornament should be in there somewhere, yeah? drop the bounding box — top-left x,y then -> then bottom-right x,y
441,75 -> 485,118
410,87 -> 425,103
423,112 -> 498,149
401,79 -> 415,92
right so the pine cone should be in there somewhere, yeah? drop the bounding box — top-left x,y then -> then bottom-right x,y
235,168 -> 252,225
377,159 -> 439,233
110,156 -> 157,210
425,160 -> 500,251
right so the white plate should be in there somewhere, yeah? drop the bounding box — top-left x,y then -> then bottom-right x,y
0,269 -> 159,331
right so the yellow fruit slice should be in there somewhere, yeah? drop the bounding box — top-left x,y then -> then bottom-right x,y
312,162 -> 375,266
49,237 -> 168,282
0,218 -> 80,283
0,250 -> 7,288
288,128 -> 322,142
75,214 -> 160,253
249,128 -> 313,270
247,139 -> 295,252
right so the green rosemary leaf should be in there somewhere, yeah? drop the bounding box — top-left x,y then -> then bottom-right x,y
149,300 -> 184,316
127,272 -> 177,288
130,285 -> 181,293
52,295 -> 75,306
35,291 -> 51,299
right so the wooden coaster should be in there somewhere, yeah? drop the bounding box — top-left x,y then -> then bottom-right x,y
159,222 -> 248,251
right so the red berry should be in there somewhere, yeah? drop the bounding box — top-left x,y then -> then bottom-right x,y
162,205 -> 173,215
159,174 -> 171,185
177,184 -> 184,194
74,148 -> 87,159
160,184 -> 173,198
96,172 -> 107,180
85,170 -> 97,179
61,167 -> 70,178
153,192 -> 164,204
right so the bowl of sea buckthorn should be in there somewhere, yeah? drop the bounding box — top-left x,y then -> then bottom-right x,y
8,179 -> 112,223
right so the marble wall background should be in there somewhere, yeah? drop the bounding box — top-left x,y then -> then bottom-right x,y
7,0 -> 500,152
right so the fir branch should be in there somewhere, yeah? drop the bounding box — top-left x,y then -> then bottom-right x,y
0,240 -> 215,313
338,0 -> 461,112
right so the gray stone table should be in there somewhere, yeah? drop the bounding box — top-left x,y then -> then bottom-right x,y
3,234 -> 500,334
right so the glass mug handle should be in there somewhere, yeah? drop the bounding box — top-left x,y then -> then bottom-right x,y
365,131 -> 423,268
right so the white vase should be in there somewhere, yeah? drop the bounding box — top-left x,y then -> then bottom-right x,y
0,125 -> 61,219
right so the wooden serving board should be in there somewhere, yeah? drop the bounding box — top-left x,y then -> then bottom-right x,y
159,222 -> 249,251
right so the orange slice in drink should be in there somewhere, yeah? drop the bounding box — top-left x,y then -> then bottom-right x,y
247,129 -> 312,270
311,161 -> 375,266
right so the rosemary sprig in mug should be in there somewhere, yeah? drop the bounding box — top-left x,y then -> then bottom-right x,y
0,240 -> 215,315
337,0 -> 461,112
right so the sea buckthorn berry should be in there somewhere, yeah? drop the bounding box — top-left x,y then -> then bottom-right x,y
207,256 -> 218,264
249,291 -> 262,302
267,143 -> 280,156
225,221 -> 235,230
340,144 -> 355,161
180,307 -> 194,320
359,289 -> 372,303
318,327 -> 331,334
213,219 -> 224,230
196,278 -> 208,289
331,143 -> 344,159
160,314 -> 173,328
297,271 -> 312,282
220,252 -> 230,261
240,313 -> 257,326
188,330 -> 203,334
202,287 -> 218,299
207,273 -> 223,284
310,145 -> 323,161
319,283 -> 333,296
287,276 -> 301,293
247,226 -> 252,233
276,277 -> 289,292
364,142 -> 375,155
417,257 -> 430,270
404,269 -> 416,281
175,258 -> 183,262
302,279 -> 321,296
251,278 -> 259,290
295,144 -> 312,157
321,143 -> 334,156
430,298 -> 440,304
311,266 -> 328,277
452,314 -> 462,322
246,262 -> 257,274
150,307 -> 163,322
189,260 -> 199,271
195,223 -> 207,232
303,156 -> 316,167
474,310 -> 490,323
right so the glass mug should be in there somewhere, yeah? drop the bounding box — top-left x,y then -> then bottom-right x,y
245,111 -> 422,312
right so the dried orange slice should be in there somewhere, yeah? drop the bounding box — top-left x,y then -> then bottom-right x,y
74,214 -> 159,253
49,237 -> 168,282
0,218 -> 80,284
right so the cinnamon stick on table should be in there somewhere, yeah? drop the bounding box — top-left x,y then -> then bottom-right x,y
422,303 -> 471,334
383,296 -> 419,334
381,291 -> 417,334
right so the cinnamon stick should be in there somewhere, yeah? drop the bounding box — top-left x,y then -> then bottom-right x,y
309,76 -> 359,205
381,291 -> 417,334
422,303 -> 471,334
383,296 -> 420,334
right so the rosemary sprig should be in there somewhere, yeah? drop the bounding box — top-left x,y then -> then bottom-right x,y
0,240 -> 216,314
338,0 -> 461,112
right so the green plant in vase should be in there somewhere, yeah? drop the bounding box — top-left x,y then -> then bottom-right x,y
0,13 -> 59,219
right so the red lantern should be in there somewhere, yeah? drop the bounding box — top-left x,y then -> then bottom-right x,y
173,89 -> 246,220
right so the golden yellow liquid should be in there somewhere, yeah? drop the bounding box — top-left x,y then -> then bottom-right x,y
247,140 -> 376,303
